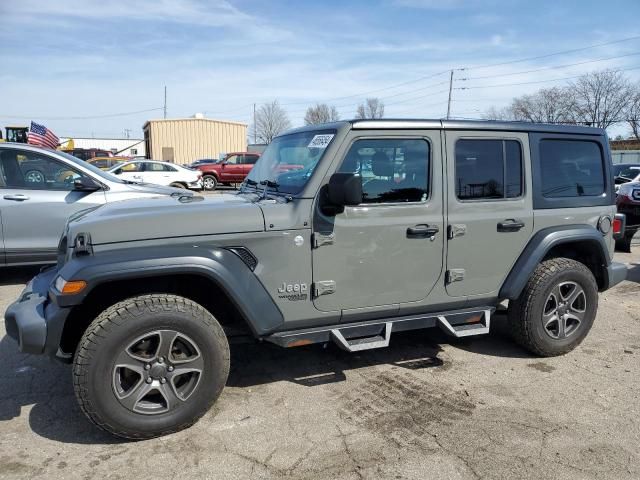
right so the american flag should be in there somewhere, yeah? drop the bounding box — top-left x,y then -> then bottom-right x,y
27,121 -> 59,149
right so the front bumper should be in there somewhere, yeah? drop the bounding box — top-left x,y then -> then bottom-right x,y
4,268 -> 70,356
188,179 -> 204,190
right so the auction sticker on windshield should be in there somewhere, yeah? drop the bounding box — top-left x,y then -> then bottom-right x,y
308,134 -> 335,149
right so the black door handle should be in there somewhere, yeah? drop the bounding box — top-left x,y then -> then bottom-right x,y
497,219 -> 525,232
407,224 -> 439,238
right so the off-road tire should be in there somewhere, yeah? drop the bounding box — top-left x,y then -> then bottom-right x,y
507,257 -> 598,357
73,294 -> 230,440
203,175 -> 218,191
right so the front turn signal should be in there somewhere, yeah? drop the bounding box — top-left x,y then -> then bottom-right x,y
55,276 -> 87,295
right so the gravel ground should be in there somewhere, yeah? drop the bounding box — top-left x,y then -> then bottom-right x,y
0,248 -> 639,480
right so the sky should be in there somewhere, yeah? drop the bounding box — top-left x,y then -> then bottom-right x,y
2,0 -> 640,139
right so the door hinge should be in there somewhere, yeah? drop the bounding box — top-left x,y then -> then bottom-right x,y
313,280 -> 336,297
446,269 -> 465,284
312,232 -> 335,249
447,224 -> 466,239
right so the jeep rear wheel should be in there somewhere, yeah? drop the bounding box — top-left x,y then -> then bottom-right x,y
507,257 -> 598,357
73,294 -> 230,439
203,175 -> 217,191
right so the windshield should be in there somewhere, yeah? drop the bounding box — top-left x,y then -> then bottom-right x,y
244,129 -> 336,195
613,165 -> 640,179
55,150 -> 125,183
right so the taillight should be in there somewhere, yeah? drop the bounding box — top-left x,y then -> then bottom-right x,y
613,213 -> 626,240
613,217 -> 622,235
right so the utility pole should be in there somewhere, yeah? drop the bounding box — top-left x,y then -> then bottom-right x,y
123,128 -> 131,139
163,86 -> 167,119
253,103 -> 257,144
446,70 -> 454,120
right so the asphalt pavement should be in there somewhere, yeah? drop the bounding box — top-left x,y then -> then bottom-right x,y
1,248 -> 639,480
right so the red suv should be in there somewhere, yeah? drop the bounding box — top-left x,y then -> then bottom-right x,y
194,152 -> 260,190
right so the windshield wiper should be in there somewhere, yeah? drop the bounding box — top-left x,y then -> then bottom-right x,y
239,178 -> 259,194
259,179 -> 279,199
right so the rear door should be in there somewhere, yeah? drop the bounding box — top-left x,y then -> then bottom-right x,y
312,132 -> 444,315
141,162 -> 174,186
241,154 -> 258,178
0,148 -> 106,264
444,131 -> 533,297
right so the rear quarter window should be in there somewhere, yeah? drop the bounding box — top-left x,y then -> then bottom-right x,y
540,140 -> 604,198
531,133 -> 612,209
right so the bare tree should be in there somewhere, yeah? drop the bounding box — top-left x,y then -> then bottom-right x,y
568,70 -> 632,129
251,100 -> 291,144
509,87 -> 576,124
482,106 -> 514,121
355,98 -> 385,119
484,87 -> 574,124
304,103 -> 340,125
627,84 -> 640,141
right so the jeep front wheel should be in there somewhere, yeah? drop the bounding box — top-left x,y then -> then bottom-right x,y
507,257 -> 598,357
73,294 -> 230,439
203,175 -> 218,191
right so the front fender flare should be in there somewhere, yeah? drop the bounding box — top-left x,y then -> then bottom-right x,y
55,246 -> 283,336
499,225 -> 611,300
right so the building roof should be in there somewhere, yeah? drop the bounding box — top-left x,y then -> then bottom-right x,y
143,117 -> 247,129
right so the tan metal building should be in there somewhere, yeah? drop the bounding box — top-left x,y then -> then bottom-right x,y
143,116 -> 247,165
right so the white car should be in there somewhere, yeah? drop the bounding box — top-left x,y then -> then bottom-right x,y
109,160 -> 203,190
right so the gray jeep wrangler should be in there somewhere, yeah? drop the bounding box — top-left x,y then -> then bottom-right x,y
6,119 -> 627,439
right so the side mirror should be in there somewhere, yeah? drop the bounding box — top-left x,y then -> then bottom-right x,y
73,176 -> 102,192
328,172 -> 362,207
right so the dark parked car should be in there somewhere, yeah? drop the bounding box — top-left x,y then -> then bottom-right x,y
194,152 -> 260,190
189,159 -> 219,168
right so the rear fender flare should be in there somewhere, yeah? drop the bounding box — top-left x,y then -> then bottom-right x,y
499,225 -> 610,300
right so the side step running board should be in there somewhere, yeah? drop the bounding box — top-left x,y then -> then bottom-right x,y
437,310 -> 490,337
331,322 -> 392,352
265,307 -> 494,352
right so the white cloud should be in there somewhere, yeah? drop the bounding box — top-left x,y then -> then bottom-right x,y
7,0 -> 251,27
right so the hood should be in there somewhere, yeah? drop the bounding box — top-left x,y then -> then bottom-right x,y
68,193 -> 265,245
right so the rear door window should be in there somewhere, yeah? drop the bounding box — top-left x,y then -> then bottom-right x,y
539,140 -> 604,197
455,139 -> 523,200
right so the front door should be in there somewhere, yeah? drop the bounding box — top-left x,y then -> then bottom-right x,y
444,131 -> 533,297
221,154 -> 244,182
0,148 -> 106,264
312,133 -> 444,314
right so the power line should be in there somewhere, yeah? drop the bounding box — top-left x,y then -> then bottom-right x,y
457,34 -> 640,71
202,71 -> 452,116
205,35 -> 640,116
0,107 -> 164,121
455,64 -> 640,90
459,51 -> 640,81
